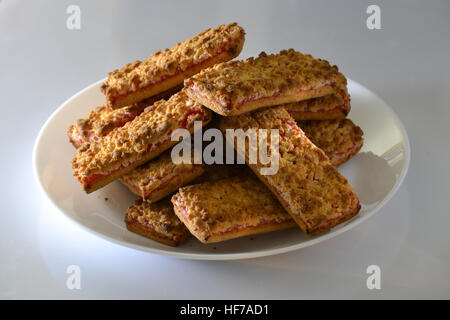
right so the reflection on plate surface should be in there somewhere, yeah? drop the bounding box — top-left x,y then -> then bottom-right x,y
33,79 -> 410,260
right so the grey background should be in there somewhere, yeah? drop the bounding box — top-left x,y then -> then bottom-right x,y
1,0 -> 449,299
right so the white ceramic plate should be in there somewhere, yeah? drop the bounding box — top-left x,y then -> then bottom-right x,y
33,79 -> 410,260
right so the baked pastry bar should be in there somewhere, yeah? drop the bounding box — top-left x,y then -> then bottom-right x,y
68,103 -> 145,148
285,90 -> 350,121
220,106 -> 360,234
284,74 -> 350,121
171,175 -> 296,244
185,49 -> 346,116
102,22 -> 245,109
125,198 -> 190,246
72,90 -> 212,193
119,151 -> 204,202
300,119 -> 364,167
67,86 -> 181,148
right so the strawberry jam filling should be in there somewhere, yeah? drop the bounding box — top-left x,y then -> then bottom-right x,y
331,143 -> 359,163
283,119 -> 302,132
179,109 -> 205,128
83,163 -> 128,186
84,173 -> 103,186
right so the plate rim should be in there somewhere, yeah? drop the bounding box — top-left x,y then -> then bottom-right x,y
32,78 -> 411,260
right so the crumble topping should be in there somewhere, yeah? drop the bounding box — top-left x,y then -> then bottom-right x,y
101,22 -> 245,103
171,175 -> 293,242
185,49 -> 346,113
72,90 -> 211,186
299,119 -> 364,167
125,198 -> 189,243
119,151 -> 204,198
67,102 -> 149,147
219,106 -> 360,233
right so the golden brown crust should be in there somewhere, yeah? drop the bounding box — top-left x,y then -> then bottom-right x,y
67,103 -> 144,148
119,151 -> 204,202
171,175 -> 296,244
287,108 -> 347,121
299,119 -> 364,167
219,106 -> 361,234
72,90 -> 212,193
68,86 -> 182,148
125,198 -> 190,246
185,49 -> 347,116
285,93 -> 350,121
102,23 -> 245,109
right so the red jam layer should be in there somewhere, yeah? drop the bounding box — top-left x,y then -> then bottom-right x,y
331,143 -> 359,162
179,109 -> 205,128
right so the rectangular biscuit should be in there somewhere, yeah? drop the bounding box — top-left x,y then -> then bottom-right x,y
171,175 -> 296,244
119,151 -> 204,203
68,103 -> 145,148
283,76 -> 350,121
185,49 -> 346,116
219,106 -> 360,234
125,198 -> 190,246
67,86 -> 182,148
284,89 -> 350,121
299,119 -> 364,167
72,90 -> 212,193
102,23 -> 245,109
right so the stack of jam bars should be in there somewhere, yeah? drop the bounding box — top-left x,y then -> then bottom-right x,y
69,23 -> 363,246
